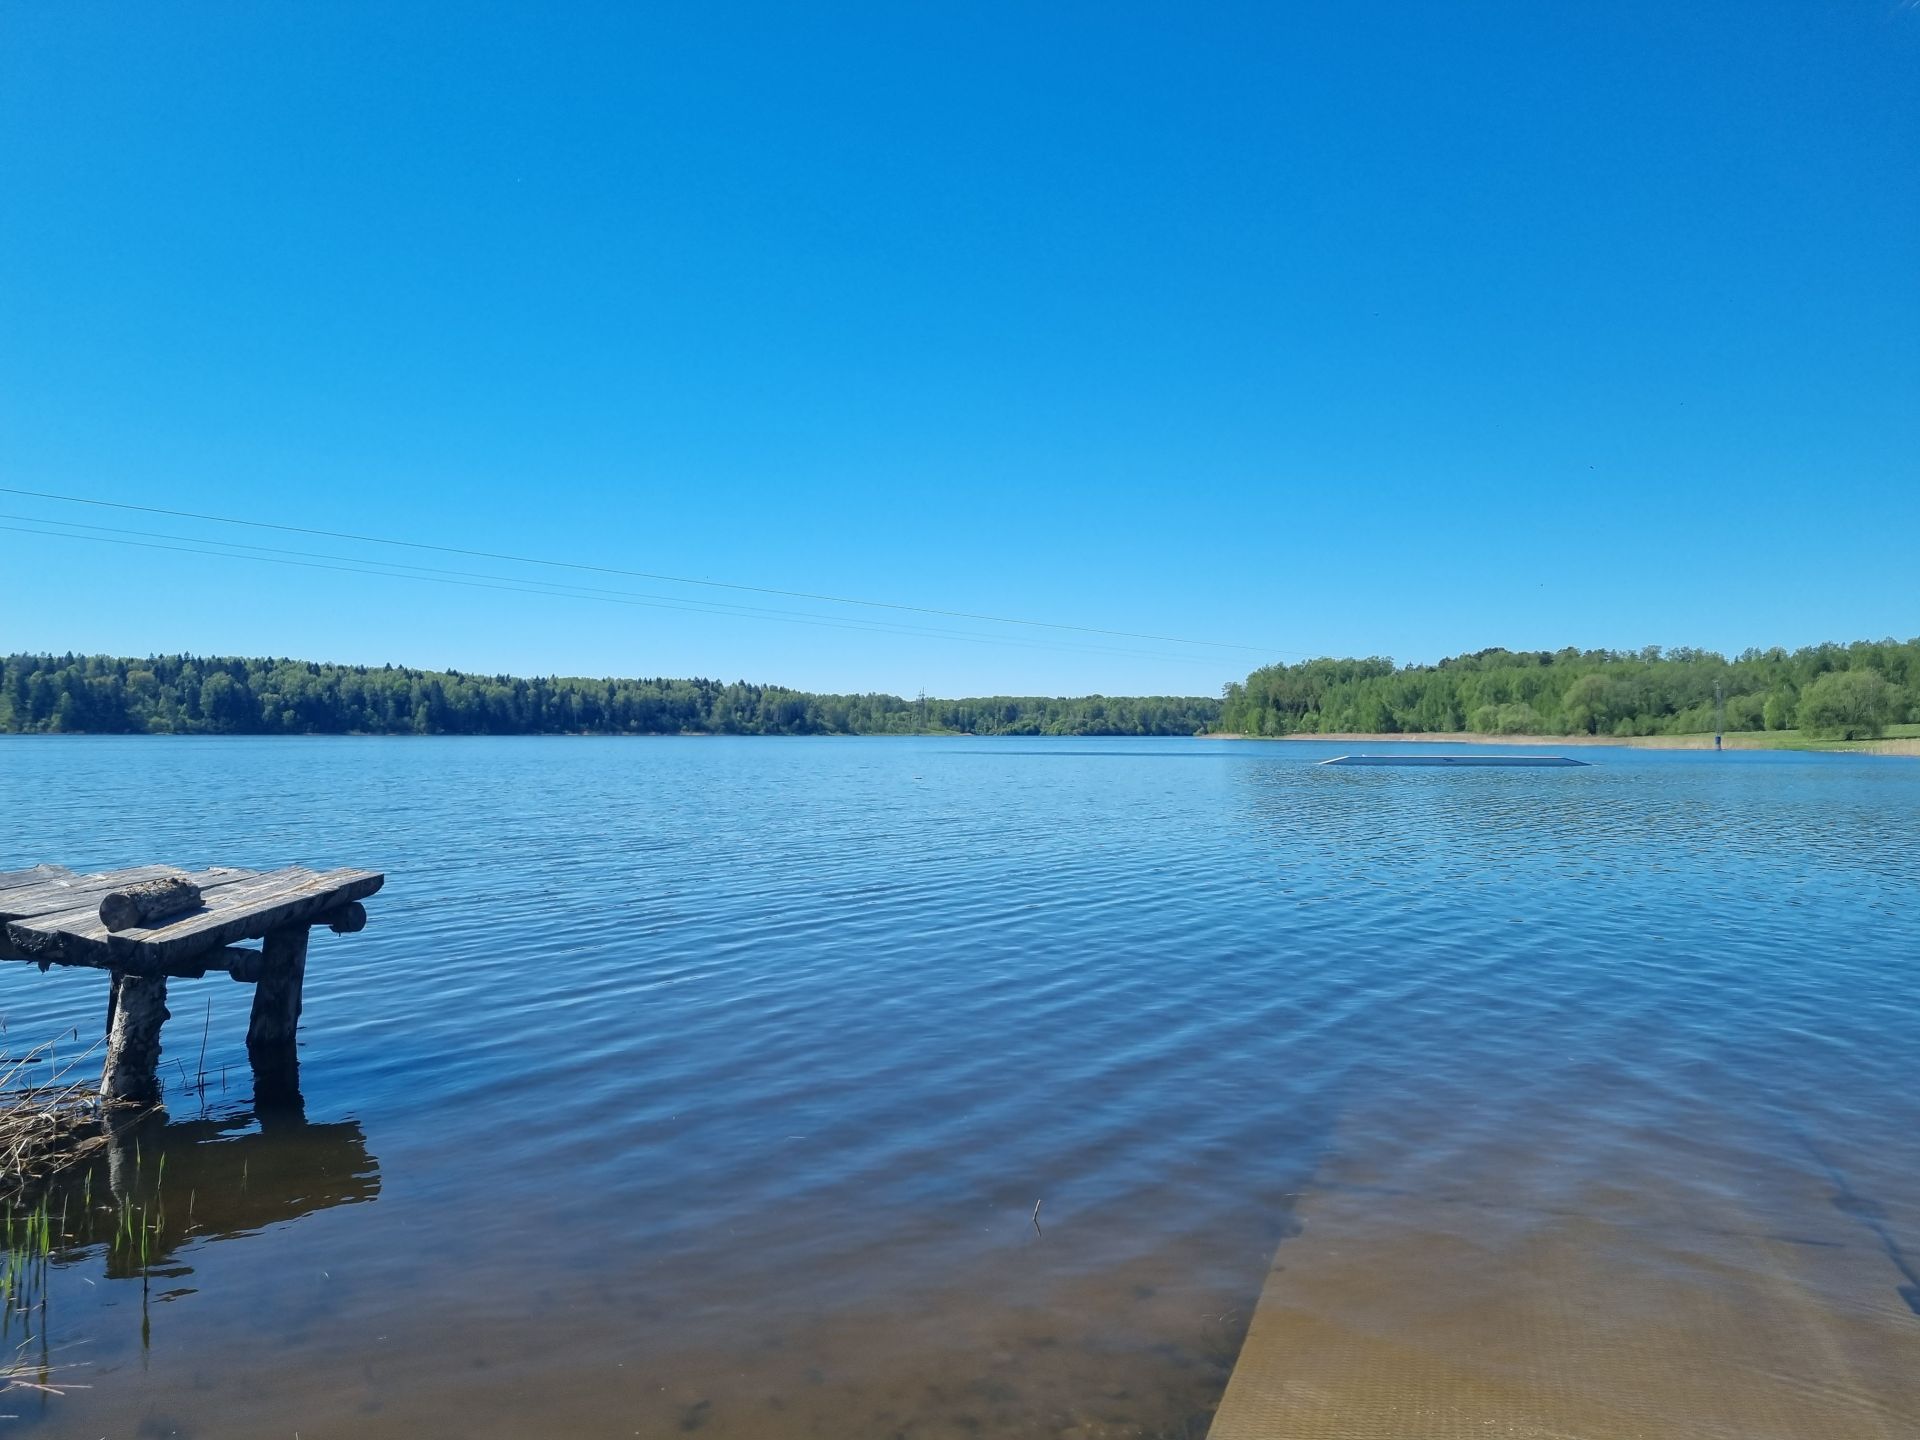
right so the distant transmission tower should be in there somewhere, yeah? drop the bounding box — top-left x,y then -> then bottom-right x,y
917,688 -> 927,732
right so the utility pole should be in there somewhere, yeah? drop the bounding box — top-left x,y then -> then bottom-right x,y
917,688 -> 927,732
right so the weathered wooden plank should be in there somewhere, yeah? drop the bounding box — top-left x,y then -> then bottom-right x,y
7,864 -> 258,915
2,867 -> 276,964
101,876 -> 204,932
132,869 -> 383,965
5,863 -> 186,894
0,865 -> 196,921
0,930 -> 261,976
7,868 -> 383,971
126,869 -> 381,959
0,864 -> 75,892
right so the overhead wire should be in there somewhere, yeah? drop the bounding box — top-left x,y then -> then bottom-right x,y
0,520 -> 1240,669
0,484 -> 1295,658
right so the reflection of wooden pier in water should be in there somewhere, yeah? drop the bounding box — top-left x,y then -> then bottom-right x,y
91,1108 -> 380,1279
0,862 -> 384,1104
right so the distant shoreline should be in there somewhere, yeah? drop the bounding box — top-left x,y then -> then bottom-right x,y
1202,730 -> 1920,757
6,729 -> 1917,755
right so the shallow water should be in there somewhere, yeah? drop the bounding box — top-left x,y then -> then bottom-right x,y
0,736 -> 1916,1437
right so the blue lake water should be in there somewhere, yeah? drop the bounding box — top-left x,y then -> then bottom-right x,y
1,736 -> 1916,1437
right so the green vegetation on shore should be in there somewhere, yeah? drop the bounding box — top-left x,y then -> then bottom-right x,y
0,654 -> 1220,737
1694,724 -> 1920,753
1220,640 -> 1919,741
5,639 -> 1916,744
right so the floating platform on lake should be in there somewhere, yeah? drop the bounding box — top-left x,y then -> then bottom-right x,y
0,862 -> 383,1106
1319,753 -> 1589,767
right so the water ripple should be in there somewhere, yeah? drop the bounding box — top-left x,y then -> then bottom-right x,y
2,735 -> 1917,1437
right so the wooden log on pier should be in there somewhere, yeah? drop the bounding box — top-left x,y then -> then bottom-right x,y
1,865 -> 201,925
99,875 -> 203,932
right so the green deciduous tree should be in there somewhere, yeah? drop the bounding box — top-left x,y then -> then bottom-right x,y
0,653 -> 1222,738
1218,640 -> 1917,740
1796,670 -> 1895,740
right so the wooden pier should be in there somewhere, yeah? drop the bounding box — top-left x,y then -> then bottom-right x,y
0,862 -> 383,1105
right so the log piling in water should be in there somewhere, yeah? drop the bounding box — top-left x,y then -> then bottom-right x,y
0,861 -> 383,1107
100,974 -> 170,1105
99,875 -> 203,932
246,925 -> 310,1104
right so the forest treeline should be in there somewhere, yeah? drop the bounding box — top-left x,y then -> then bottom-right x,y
4,640 -> 1915,740
0,653 -> 1220,737
1220,639 -> 1920,740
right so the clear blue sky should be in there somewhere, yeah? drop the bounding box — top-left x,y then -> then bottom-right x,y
2,3 -> 1915,697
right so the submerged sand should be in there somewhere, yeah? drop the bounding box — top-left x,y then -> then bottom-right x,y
1210,1131 -> 1920,1439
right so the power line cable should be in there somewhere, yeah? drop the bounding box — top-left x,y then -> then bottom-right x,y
0,484 -> 1294,657
0,522 -> 1238,670
0,513 -> 1229,662
1,509 -> 1106,640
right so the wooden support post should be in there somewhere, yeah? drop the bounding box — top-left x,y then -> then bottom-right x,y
247,923 -> 310,1104
100,972 -> 169,1105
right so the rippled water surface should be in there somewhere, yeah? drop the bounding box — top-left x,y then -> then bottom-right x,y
1,736 -> 1916,1437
